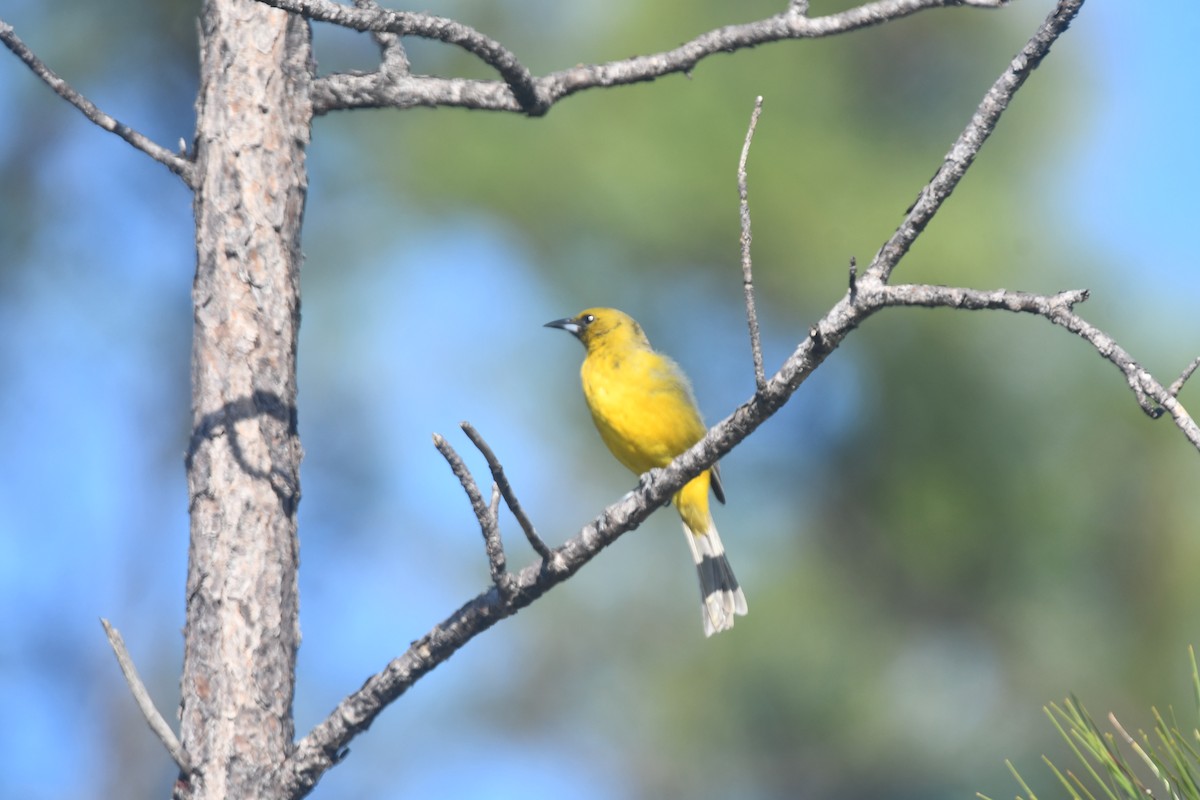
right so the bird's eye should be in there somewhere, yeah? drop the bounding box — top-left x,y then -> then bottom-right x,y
582,314 -> 595,325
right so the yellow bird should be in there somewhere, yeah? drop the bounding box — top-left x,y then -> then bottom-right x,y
546,307 -> 747,636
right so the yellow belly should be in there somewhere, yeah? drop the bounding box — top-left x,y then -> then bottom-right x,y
580,347 -> 712,533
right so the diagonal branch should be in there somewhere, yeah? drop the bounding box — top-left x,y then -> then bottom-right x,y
282,5 -> 1110,796
307,0 -> 1009,115
0,18 -> 196,187
865,0 -> 1084,284
861,280 -> 1200,448
284,271 -> 1200,798
100,618 -> 191,774
1167,357 -> 1200,400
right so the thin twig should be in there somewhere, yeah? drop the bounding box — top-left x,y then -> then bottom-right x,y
865,0 -> 1083,284
869,281 -> 1200,446
738,95 -> 767,393
460,422 -> 553,562
432,433 -> 512,594
1168,356 -> 1200,399
100,618 -> 191,773
0,19 -> 196,187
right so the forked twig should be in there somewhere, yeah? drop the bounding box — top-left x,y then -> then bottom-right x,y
460,422 -> 553,562
432,433 -> 513,596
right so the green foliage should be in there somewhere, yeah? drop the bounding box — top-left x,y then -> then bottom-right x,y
987,648 -> 1200,800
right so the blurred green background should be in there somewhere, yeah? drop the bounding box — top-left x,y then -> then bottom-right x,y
2,1 -> 1199,798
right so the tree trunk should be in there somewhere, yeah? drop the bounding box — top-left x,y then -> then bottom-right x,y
181,1 -> 311,797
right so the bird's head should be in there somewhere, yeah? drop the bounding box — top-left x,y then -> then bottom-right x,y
544,307 -> 648,351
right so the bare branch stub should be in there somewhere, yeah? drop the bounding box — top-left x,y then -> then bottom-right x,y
432,433 -> 514,596
1167,356 -> 1200,399
254,0 -> 542,114
100,618 -> 191,774
353,0 -> 410,75
460,422 -> 552,562
738,95 -> 767,393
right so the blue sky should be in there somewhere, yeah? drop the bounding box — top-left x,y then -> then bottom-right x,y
1,2 -> 1198,798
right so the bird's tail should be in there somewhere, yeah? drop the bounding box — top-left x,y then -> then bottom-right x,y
682,521 -> 748,636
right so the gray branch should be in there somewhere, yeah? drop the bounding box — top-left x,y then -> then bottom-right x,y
279,6 -> 1167,795
432,433 -> 514,598
295,0 -> 1009,116
1168,357 -> 1200,400
863,281 -> 1200,448
460,422 -> 553,562
866,0 -> 1084,283
0,18 -> 196,186
100,618 -> 191,774
352,0 -> 410,76
738,96 -> 767,392
283,272 -> 1200,798
254,0 -> 542,112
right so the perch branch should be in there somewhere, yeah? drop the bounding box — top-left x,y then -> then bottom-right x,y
0,19 -> 196,187
738,95 -> 767,393
865,0 -> 1083,284
283,7 -> 1107,795
460,422 -> 553,562
284,267 -> 1200,798
100,618 -> 191,774
432,433 -> 512,595
306,0 -> 1008,115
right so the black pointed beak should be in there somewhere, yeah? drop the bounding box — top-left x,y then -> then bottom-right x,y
544,316 -> 582,338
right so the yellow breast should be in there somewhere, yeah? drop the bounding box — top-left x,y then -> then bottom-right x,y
580,344 -> 708,476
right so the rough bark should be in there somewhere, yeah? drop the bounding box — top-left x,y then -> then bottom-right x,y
180,2 -> 311,798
